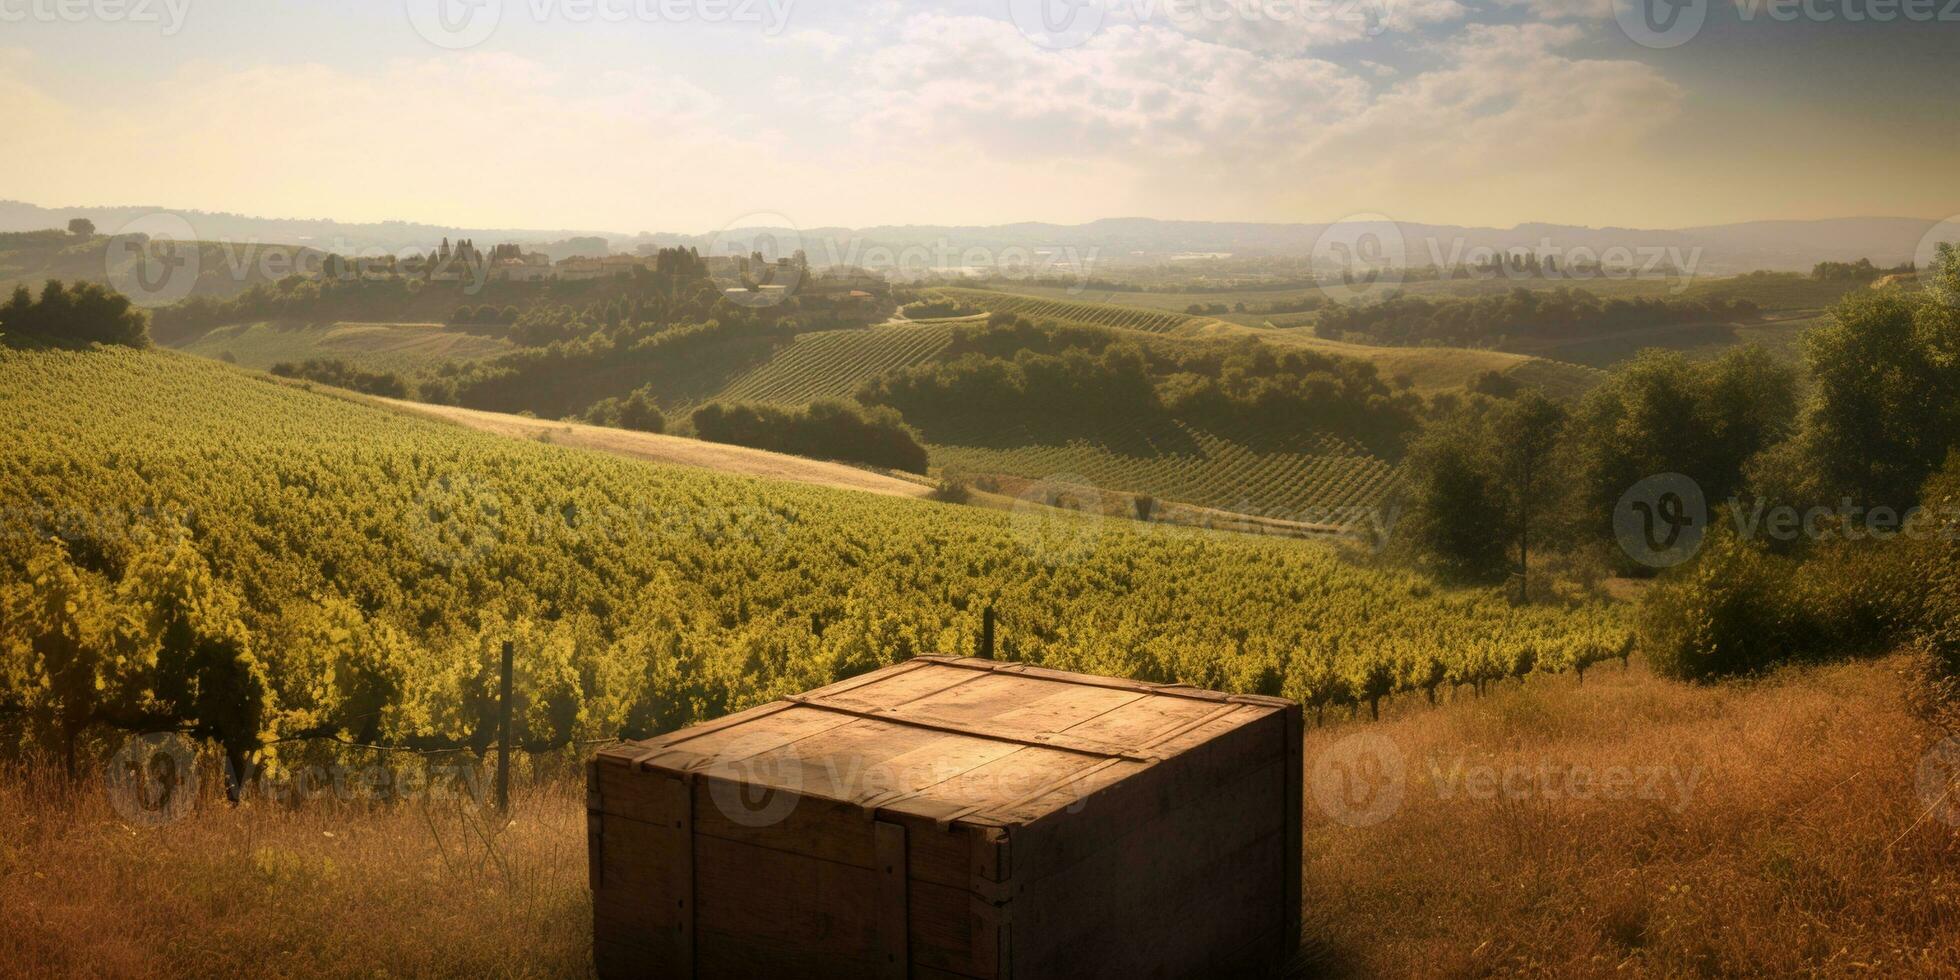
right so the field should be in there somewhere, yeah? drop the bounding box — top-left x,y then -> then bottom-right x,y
8,652 -> 1955,977
173,320 -> 513,374
960,271 -> 1871,320
1506,314 -> 1826,369
931,420 -> 1400,526
933,286 -> 1606,397
1194,319 -> 1606,396
150,303 -> 1558,529
932,287 -> 1208,334
703,322 -> 956,408
0,348 -> 1626,764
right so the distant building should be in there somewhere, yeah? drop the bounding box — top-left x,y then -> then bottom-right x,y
555,257 -> 607,281
556,254 -> 649,280
493,253 -> 554,282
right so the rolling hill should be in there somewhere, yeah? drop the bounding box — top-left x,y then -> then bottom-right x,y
146,290 -> 1578,527
177,321 -> 514,374
930,288 -> 1210,335
0,346 -> 1623,757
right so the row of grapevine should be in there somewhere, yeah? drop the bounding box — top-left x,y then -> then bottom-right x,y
0,348 -> 1626,775
708,324 -> 955,407
931,420 -> 1402,525
934,289 -> 1199,335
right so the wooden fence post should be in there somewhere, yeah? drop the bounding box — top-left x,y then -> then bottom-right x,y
980,605 -> 995,661
496,639 -> 514,814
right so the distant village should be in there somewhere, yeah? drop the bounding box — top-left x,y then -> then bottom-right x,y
374,237 -> 885,310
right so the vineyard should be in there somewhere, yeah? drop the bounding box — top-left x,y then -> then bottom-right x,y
0,348 -> 1630,775
703,323 -> 956,408
933,288 -> 1205,334
933,421 -> 1401,526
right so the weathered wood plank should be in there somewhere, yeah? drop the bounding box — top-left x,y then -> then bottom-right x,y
875,820 -> 909,980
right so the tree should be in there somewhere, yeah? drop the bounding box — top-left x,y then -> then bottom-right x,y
1397,391 -> 1571,595
0,280 -> 150,350
1570,347 -> 1796,565
1396,403 -> 1509,583
1491,390 -> 1570,602
68,218 -> 96,237
1792,248 -> 1960,510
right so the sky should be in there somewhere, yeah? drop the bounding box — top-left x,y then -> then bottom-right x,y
2,0 -> 1956,234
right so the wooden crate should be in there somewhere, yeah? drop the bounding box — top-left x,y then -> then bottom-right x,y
587,655 -> 1302,979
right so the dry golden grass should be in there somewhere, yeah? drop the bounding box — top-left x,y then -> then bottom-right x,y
1296,655 -> 1960,977
0,756 -> 594,978
4,656 -> 1957,978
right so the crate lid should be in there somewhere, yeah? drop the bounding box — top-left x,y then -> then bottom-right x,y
595,656 -> 1291,830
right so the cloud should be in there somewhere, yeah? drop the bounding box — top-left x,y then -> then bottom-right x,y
779,28 -> 850,59
810,11 -> 1681,218
0,4 -> 1691,228
847,16 -> 1371,157
1130,0 -> 1471,54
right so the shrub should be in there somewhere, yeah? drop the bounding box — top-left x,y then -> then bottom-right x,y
1639,525 -> 1800,682
268,359 -> 409,399
690,399 -> 929,473
582,387 -> 666,434
929,475 -> 973,504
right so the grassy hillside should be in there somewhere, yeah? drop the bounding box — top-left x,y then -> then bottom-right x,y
703,322 -> 956,409
936,287 -> 1605,397
1506,313 -> 1824,369
173,321 -> 513,374
1189,319 -> 1603,396
961,271 -> 1872,317
932,287 -> 1210,334
9,653 -> 1954,977
0,349 -> 1624,761
152,310 -> 1443,526
154,291 -> 1603,527
931,420 -> 1398,526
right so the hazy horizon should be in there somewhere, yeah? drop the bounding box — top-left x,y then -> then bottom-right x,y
4,196 -> 1952,242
